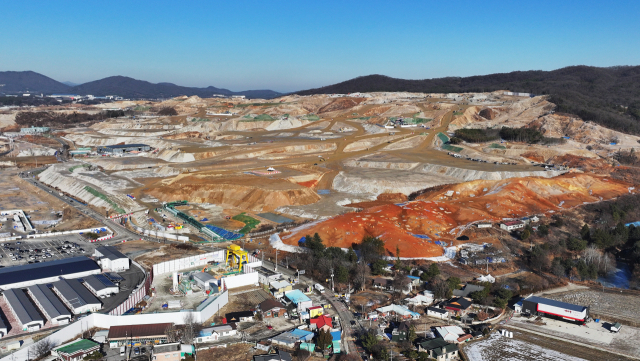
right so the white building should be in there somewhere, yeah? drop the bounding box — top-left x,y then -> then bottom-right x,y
82,274 -> 119,298
435,325 -> 466,343
426,307 -> 448,320
405,291 -> 434,306
0,256 -> 101,290
500,221 -> 525,231
26,284 -> 72,325
3,289 -> 44,332
94,246 -> 130,271
192,272 -> 218,291
52,278 -> 102,314
196,324 -> 238,342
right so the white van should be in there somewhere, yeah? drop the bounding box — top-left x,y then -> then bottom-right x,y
120,346 -> 125,356
314,283 -> 325,293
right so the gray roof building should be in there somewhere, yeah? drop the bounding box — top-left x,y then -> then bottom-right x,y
0,256 -> 101,290
52,278 -> 101,314
94,246 -> 127,261
26,284 -> 71,324
3,289 -> 44,329
81,274 -> 119,297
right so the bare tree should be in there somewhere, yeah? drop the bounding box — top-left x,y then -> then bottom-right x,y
165,324 -> 178,343
181,312 -> 201,344
31,338 -> 56,359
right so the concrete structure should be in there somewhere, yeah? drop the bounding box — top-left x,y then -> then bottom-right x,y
521,295 -> 588,322
82,274 -> 119,298
151,342 -> 181,361
270,280 -> 292,297
108,323 -> 172,347
284,290 -> 312,312
196,323 -> 237,342
52,278 -> 102,314
51,338 -> 100,361
26,284 -> 72,325
0,256 -> 101,290
97,144 -> 150,154
258,299 -> 287,319
94,246 -> 130,271
3,289 -> 44,331
192,272 -> 217,291
20,127 -> 50,134
256,266 -> 282,285
500,220 -> 525,231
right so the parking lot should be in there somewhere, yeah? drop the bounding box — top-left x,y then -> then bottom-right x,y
0,234 -> 97,267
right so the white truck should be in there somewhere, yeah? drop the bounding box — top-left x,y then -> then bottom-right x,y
314,283 -> 325,293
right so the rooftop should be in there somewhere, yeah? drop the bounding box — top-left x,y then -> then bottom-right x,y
95,246 -> 127,261
524,295 -> 587,313
0,256 -> 100,287
259,298 -> 284,311
54,339 -> 100,356
82,274 -> 117,291
502,220 -> 524,226
284,289 -> 311,304
53,278 -> 101,309
3,289 -> 44,325
443,297 -> 472,310
153,342 -> 181,354
193,272 -> 216,283
108,323 -> 173,339
226,310 -> 254,322
27,284 -> 71,319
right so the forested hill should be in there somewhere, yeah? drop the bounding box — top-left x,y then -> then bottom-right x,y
296,66 -> 640,134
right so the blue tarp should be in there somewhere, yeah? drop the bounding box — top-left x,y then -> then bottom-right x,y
201,218 -> 208,221
330,331 -> 342,341
317,189 -> 331,195
626,222 -> 640,227
411,234 -> 430,239
204,225 -> 244,240
298,237 -> 306,244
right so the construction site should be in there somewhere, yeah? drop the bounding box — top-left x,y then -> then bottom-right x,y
0,91 -> 638,261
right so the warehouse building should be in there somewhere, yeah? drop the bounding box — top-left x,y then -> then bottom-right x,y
192,272 -> 218,292
52,338 -> 101,361
94,246 -> 130,271
26,284 -> 72,325
108,323 -> 173,347
521,296 -> 588,323
52,278 -> 102,314
0,256 -> 101,290
3,289 -> 45,331
97,144 -> 150,154
81,274 -> 119,298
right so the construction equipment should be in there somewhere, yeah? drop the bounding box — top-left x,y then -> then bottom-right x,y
226,244 -> 248,272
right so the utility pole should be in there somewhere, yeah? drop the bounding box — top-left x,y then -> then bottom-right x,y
275,250 -> 279,272
330,268 -> 335,293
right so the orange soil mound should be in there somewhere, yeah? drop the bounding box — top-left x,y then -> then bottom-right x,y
298,180 -> 318,188
521,151 -> 545,163
550,154 -> 613,174
318,98 -> 365,114
282,173 -> 633,258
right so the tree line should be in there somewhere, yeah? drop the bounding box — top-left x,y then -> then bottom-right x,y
14,110 -> 125,127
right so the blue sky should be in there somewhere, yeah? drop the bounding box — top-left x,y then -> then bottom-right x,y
1,0 -> 639,92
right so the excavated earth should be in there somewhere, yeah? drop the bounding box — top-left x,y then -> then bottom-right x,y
282,173 -> 635,258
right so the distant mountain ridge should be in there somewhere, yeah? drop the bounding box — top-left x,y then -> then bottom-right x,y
296,65 -> 640,135
0,71 -> 281,99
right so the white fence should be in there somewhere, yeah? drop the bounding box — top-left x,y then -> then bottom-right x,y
153,251 -> 226,276
221,272 -> 259,290
133,225 -> 189,242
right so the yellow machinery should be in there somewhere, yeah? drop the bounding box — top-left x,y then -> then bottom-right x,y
226,245 -> 248,272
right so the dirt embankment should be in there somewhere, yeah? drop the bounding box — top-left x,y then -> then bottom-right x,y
318,97 -> 366,113
145,174 -> 321,212
282,173 -> 634,258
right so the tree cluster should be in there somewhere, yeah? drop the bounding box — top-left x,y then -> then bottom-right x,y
453,128 -> 500,143
15,110 -> 124,127
157,107 -> 178,116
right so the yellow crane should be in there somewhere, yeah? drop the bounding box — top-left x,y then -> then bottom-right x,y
226,245 -> 249,272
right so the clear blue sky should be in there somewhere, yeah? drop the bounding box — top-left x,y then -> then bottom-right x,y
2,0 -> 639,92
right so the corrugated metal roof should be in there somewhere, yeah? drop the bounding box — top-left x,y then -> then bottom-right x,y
524,296 -> 586,313
284,290 -> 311,304
0,256 -> 100,287
53,278 -> 101,310
27,284 -> 70,320
193,272 -> 215,283
82,274 -> 116,292
3,289 -> 44,325
95,246 -> 127,261
108,323 -> 172,339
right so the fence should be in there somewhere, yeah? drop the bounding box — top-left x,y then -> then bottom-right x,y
109,261 -> 149,316
132,225 -> 189,242
152,251 -> 226,276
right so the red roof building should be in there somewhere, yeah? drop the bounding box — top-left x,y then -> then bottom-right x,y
310,315 -> 332,332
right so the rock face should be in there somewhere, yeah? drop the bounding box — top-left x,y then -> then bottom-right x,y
478,108 -> 497,120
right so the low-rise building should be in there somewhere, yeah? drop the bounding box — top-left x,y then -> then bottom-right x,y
405,291 -> 434,306
391,321 -> 411,342
255,266 -> 282,285
310,315 -> 333,332
258,299 -> 287,319
197,323 -> 238,342
426,306 -> 448,320
376,304 -> 420,319
418,337 -> 459,361
226,310 -> 254,323
270,280 -> 292,297
284,290 -> 312,312
52,278 -> 101,314
26,284 -> 72,325
108,323 -> 172,347
435,325 -> 466,343
51,338 -> 100,361
253,350 -> 293,361
81,274 -> 119,298
308,305 -> 324,318
97,144 -> 151,154
331,331 -> 341,353
152,342 -> 181,361
20,127 -> 50,134
94,246 -> 129,271
192,272 -> 218,292
442,297 -> 472,316
500,221 -> 524,231
3,288 -> 44,331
